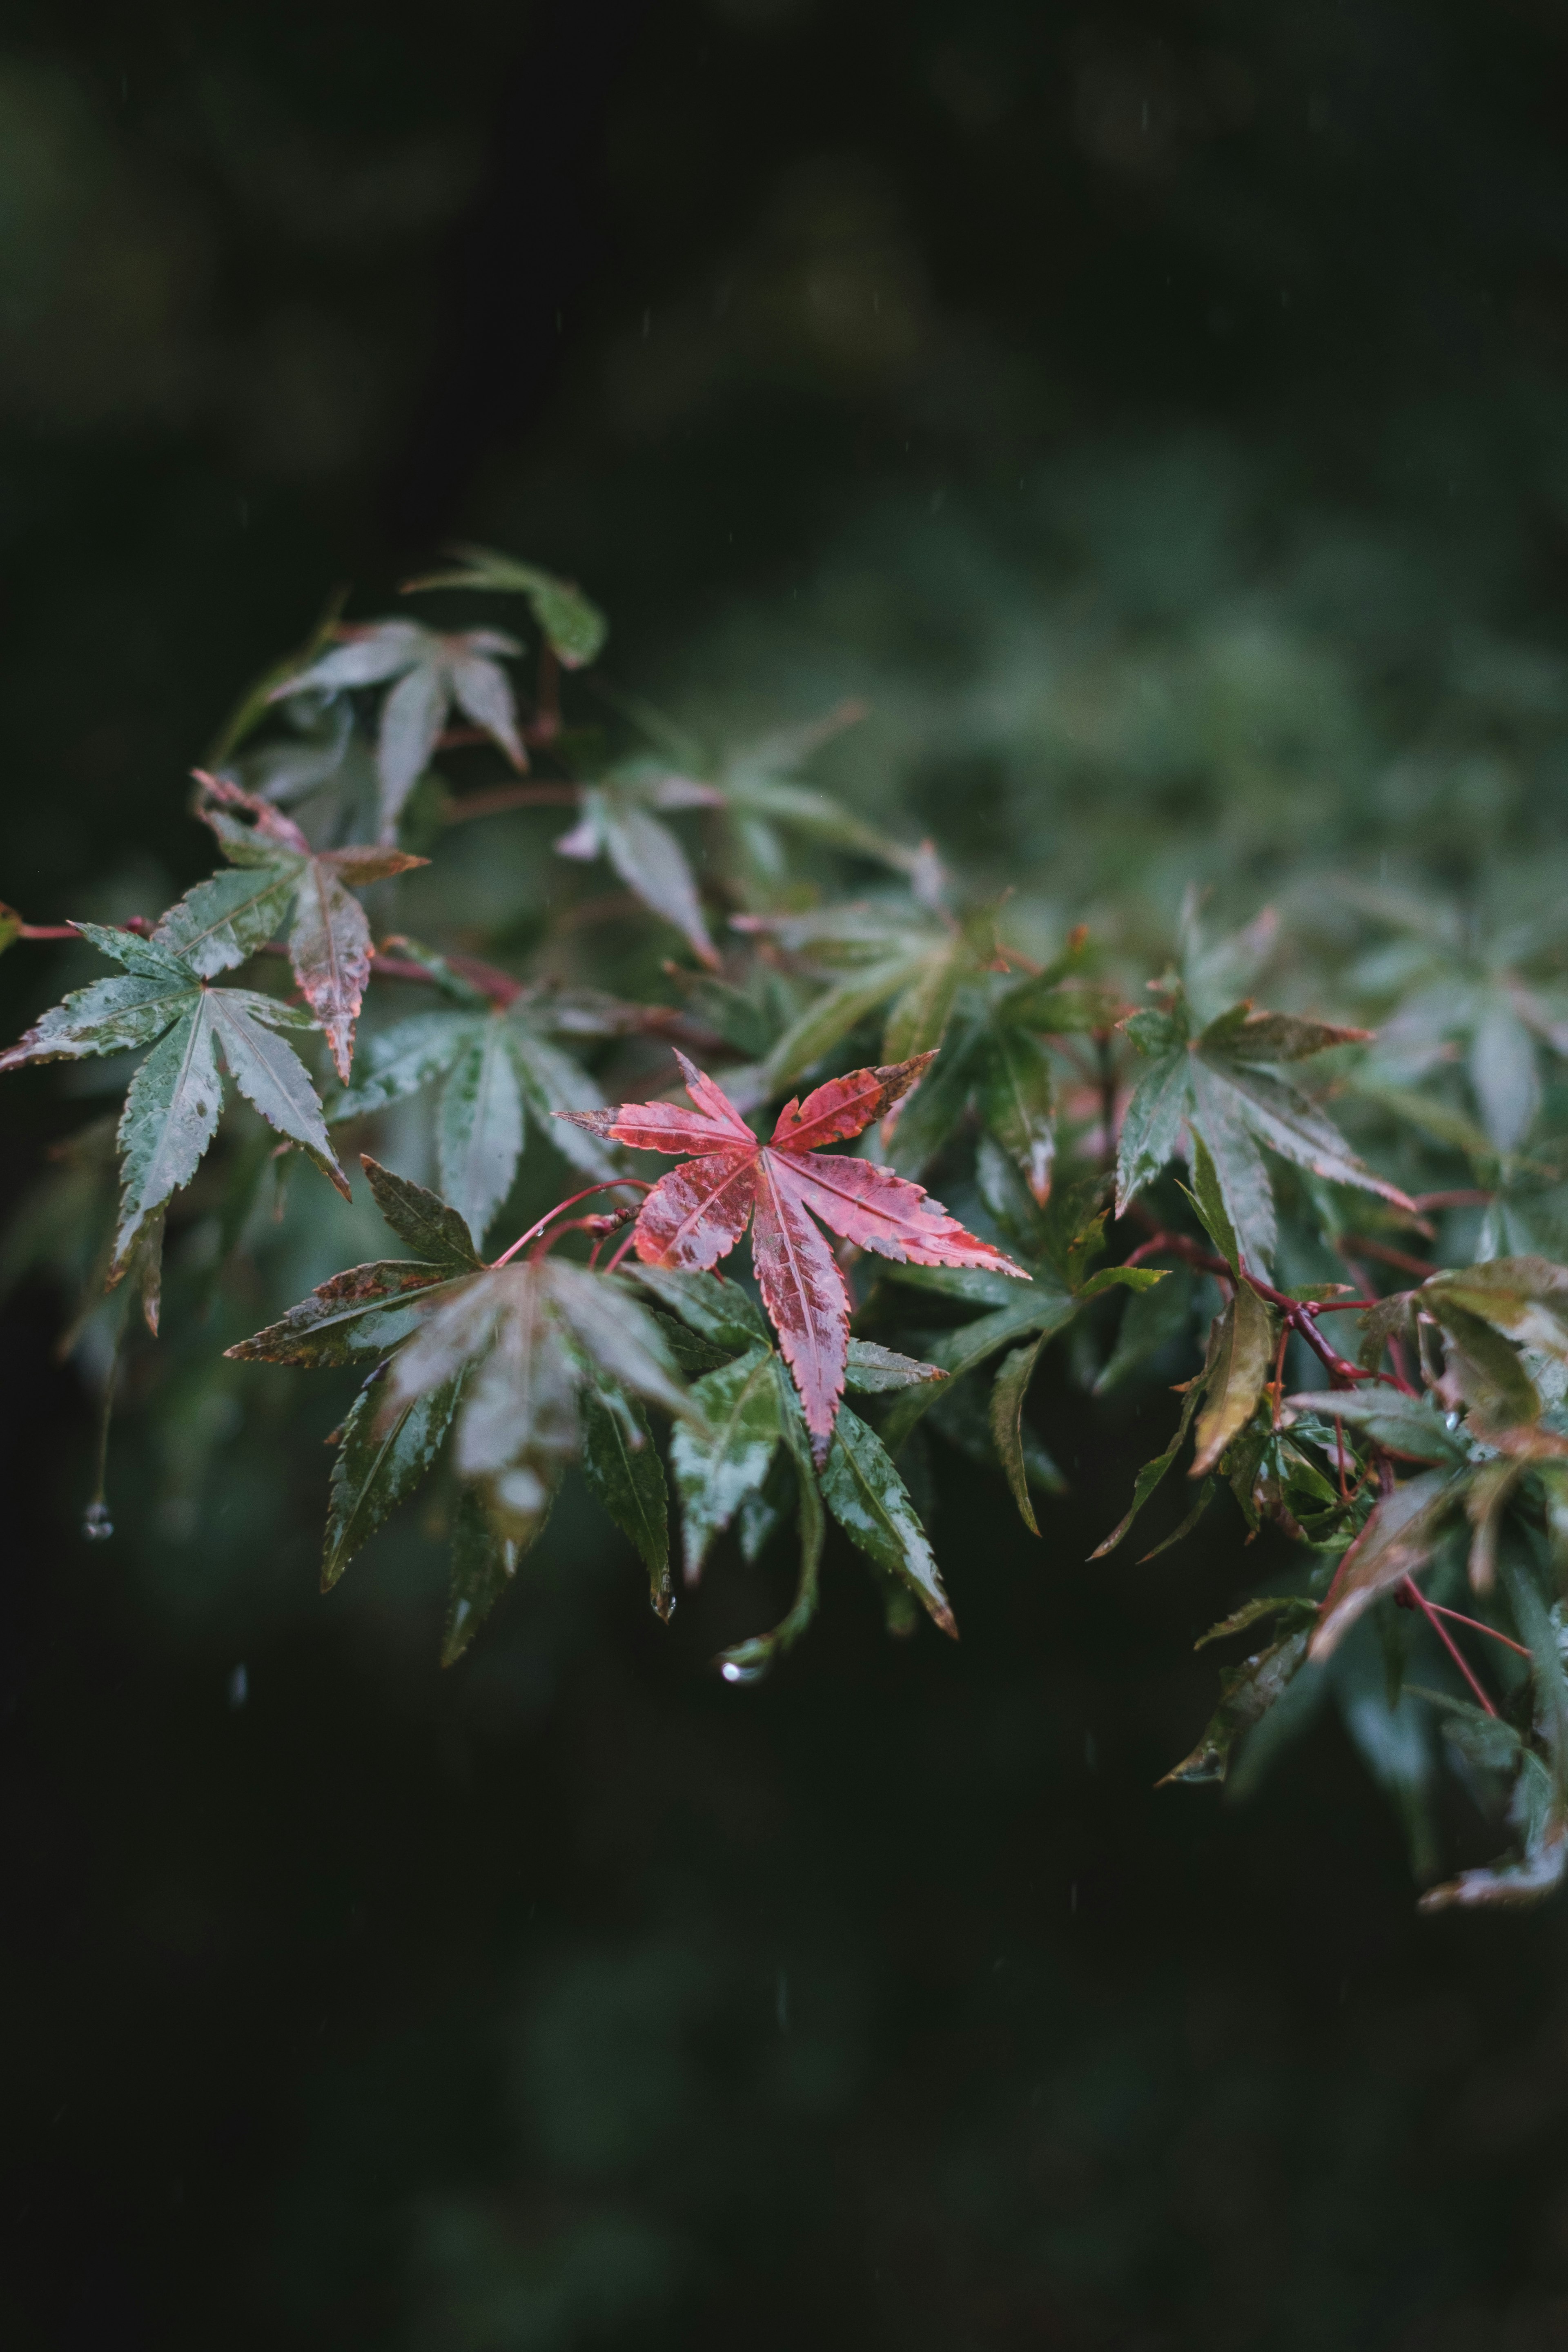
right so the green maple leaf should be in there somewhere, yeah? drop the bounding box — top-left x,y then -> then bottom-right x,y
269,619 -> 526,839
329,953 -> 623,1247
402,546 -> 609,669
229,1158 -> 699,1656
158,773 -> 425,1082
1115,979 -> 1409,1273
0,920 -> 348,1272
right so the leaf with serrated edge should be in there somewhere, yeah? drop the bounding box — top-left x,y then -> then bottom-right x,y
1159,1629 -> 1312,1785
439,1019 -> 523,1246
981,1027 -> 1056,1204
820,1405 -> 953,1634
208,991 -> 350,1199
844,1340 -> 944,1392
361,1156 -> 483,1270
442,1486 -> 519,1665
1194,1595 -> 1317,1650
226,1259 -> 463,1366
330,1011 -> 481,1120
561,1051 -> 1022,1461
669,1343 -> 780,1580
323,1368 -> 461,1588
580,1382 -> 670,1614
1310,1468 -> 1464,1659
1278,1389 -> 1468,1465
113,998 -> 223,1263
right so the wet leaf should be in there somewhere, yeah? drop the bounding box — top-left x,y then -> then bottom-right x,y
990,1334 -> 1048,1534
1189,1282 -> 1274,1478
668,1343 -> 781,1581
1116,982 -> 1410,1271
323,1367 -> 462,1589
270,620 -> 526,837
718,1365 -> 824,1681
820,1404 -> 953,1635
580,1381 -> 670,1615
1279,1388 -> 1469,1466
1159,1627 -> 1313,1785
1311,1468 -> 1466,1658
405,546 -> 608,667
558,1050 -> 1023,1461
442,1486 -> 519,1665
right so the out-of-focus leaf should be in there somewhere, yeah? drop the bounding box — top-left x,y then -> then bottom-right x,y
580,1382 -> 670,1616
1195,1595 -> 1317,1650
1311,1468 -> 1465,1657
442,1486 -> 519,1666
882,946 -> 961,1062
1431,1300 -> 1541,1432
1358,1290 -> 1416,1373
404,546 -> 608,668
567,786 -> 719,968
1190,1282 -> 1273,1477
1159,1627 -> 1313,1784
1094,1264 -> 1194,1394
1424,1257 -> 1568,1358
668,1343 -> 781,1581
1090,1356 -> 1212,1559
980,1027 -> 1056,1204
1138,1476 -> 1217,1562
270,621 -> 525,837
718,1365 -> 824,1682
819,1404 -> 954,1635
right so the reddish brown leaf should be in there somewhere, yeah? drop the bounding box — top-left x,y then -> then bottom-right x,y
770,1052 -> 936,1150
194,772 -> 425,1082
557,1048 -> 1025,1458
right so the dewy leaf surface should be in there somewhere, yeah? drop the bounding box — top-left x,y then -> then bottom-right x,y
557,1048 -> 1024,1460
819,1406 -> 954,1635
668,1343 -> 782,1580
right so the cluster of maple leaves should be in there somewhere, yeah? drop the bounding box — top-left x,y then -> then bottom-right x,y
11,547 -> 1568,1911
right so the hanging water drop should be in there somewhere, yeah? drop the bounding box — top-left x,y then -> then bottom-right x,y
82,1501 -> 113,1542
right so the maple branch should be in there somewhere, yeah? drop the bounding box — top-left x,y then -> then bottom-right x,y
489,1180 -> 654,1270
441,782 -> 581,825
1342,1234 -> 1439,1280
1398,1575 -> 1499,1715
1121,1229 -> 1388,1388
1421,1600 -> 1531,1659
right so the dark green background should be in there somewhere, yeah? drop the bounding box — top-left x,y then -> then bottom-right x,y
5,4 -> 1568,2344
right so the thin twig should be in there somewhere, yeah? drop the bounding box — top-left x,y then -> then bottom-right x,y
1401,1576 -> 1499,1715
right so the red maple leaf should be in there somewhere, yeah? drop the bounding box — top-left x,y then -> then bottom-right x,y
558,1051 -> 1027,1459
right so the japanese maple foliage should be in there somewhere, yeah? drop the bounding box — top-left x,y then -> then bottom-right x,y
16,537 -> 1568,1912
558,1050 -> 1025,1458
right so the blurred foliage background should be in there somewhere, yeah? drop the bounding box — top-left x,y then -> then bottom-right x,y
8,2 -> 1568,2345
